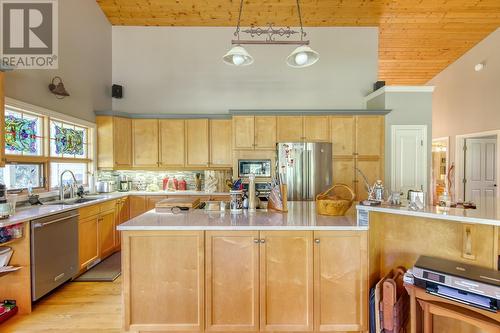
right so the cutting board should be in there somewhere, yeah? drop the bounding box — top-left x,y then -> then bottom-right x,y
155,197 -> 200,209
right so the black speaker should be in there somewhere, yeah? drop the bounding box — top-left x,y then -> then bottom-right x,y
112,84 -> 123,98
373,81 -> 385,92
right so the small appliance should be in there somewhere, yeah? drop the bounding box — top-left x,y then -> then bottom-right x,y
95,181 -> 114,193
119,175 -> 131,192
238,160 -> 272,178
412,256 -> 500,312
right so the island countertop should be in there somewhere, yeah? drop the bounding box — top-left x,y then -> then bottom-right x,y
357,202 -> 500,227
117,201 -> 364,231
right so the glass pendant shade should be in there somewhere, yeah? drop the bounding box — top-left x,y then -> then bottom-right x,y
223,46 -> 254,66
286,46 -> 319,68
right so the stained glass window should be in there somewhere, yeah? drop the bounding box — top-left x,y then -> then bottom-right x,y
50,120 -> 89,158
4,109 -> 43,156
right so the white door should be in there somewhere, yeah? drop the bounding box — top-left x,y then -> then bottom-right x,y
464,138 -> 496,210
391,125 -> 427,194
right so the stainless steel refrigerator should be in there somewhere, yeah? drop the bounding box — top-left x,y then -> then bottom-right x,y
277,142 -> 332,201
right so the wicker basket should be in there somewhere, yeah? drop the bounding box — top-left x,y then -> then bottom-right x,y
316,184 -> 355,216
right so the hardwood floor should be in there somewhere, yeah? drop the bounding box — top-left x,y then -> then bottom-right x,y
2,277 -> 122,332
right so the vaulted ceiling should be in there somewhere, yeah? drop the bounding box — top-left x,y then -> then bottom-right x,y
96,0 -> 500,85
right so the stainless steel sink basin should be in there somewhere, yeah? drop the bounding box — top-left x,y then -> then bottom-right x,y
44,196 -> 104,205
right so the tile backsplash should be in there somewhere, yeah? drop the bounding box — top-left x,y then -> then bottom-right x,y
97,170 -> 232,192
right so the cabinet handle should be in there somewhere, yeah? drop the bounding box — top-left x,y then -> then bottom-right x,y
254,239 -> 260,244
315,239 -> 320,244
260,239 -> 265,244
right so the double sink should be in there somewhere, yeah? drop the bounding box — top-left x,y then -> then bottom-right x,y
43,195 -> 105,206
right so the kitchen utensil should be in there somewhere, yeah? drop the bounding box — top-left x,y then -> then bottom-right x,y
195,173 -> 202,191
95,181 -> 114,193
230,190 -> 243,213
372,180 -> 385,202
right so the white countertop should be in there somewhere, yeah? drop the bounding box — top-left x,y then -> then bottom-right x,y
357,203 -> 500,227
117,202 -> 364,231
0,191 -> 231,228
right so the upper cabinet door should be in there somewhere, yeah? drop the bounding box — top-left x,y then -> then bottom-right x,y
277,116 -> 304,142
186,119 -> 209,167
304,116 -> 330,142
132,119 -> 159,168
331,116 -> 355,156
259,231 -> 314,332
159,119 -> 185,167
210,119 -> 232,167
356,116 -> 384,157
205,231 -> 260,332
313,231 -> 368,332
113,117 -> 132,167
255,116 -> 277,149
233,116 -> 255,149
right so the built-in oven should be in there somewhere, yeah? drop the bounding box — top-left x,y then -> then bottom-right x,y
238,159 -> 272,178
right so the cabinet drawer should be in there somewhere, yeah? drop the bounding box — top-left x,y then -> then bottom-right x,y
99,200 -> 116,213
79,204 -> 100,220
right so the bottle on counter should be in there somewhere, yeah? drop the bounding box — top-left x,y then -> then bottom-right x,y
162,177 -> 168,191
173,177 -> 179,190
248,174 -> 256,211
178,178 -> 187,191
195,173 -> 202,191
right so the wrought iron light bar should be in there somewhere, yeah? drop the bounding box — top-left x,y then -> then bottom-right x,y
232,0 -> 309,45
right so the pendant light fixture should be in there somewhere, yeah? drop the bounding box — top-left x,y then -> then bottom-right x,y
223,0 -> 319,68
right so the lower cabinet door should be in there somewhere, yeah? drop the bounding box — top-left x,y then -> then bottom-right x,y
98,210 -> 115,258
126,231 -> 204,332
205,231 -> 259,332
313,231 -> 368,332
260,231 -> 314,332
78,216 -> 99,270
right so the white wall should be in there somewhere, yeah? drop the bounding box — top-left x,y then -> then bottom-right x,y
429,28 -> 500,164
112,27 -> 378,114
4,0 -> 112,122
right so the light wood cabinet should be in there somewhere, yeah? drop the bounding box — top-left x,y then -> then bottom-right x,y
233,116 -> 277,150
233,116 -> 255,149
146,195 -> 168,210
205,231 -> 260,332
125,231 -> 204,332
132,119 -> 159,168
255,116 -> 277,149
186,119 -> 209,167
313,231 -> 368,332
333,158 -> 355,190
98,209 -> 115,258
78,215 -> 99,270
96,116 -> 132,169
159,119 -> 185,167
114,197 -> 130,249
129,195 -> 146,218
356,158 -> 383,201
277,116 -> 304,142
304,116 -> 330,142
356,116 -> 384,157
210,119 -> 232,167
331,116 -> 355,156
277,115 -> 330,142
259,231 -> 314,332
0,72 -> 5,167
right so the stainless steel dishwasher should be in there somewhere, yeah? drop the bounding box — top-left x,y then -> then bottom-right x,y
31,210 -> 79,301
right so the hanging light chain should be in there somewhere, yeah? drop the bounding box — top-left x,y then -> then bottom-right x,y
296,0 -> 306,40
234,0 -> 245,39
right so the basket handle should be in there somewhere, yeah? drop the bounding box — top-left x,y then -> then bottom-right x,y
316,184 -> 355,201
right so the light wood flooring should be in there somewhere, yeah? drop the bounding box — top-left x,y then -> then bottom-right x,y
1,277 -> 122,332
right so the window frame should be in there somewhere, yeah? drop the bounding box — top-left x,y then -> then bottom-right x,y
3,98 -> 96,193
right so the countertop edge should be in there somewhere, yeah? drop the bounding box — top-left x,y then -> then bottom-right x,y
356,205 -> 500,227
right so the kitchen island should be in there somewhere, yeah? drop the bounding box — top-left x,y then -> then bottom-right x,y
118,202 -> 369,333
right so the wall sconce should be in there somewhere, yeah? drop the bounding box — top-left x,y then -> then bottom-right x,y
48,76 -> 70,99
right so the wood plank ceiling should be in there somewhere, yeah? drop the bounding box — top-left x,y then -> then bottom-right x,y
96,0 -> 500,85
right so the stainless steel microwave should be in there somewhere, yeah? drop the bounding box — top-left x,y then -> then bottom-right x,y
238,159 -> 272,178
